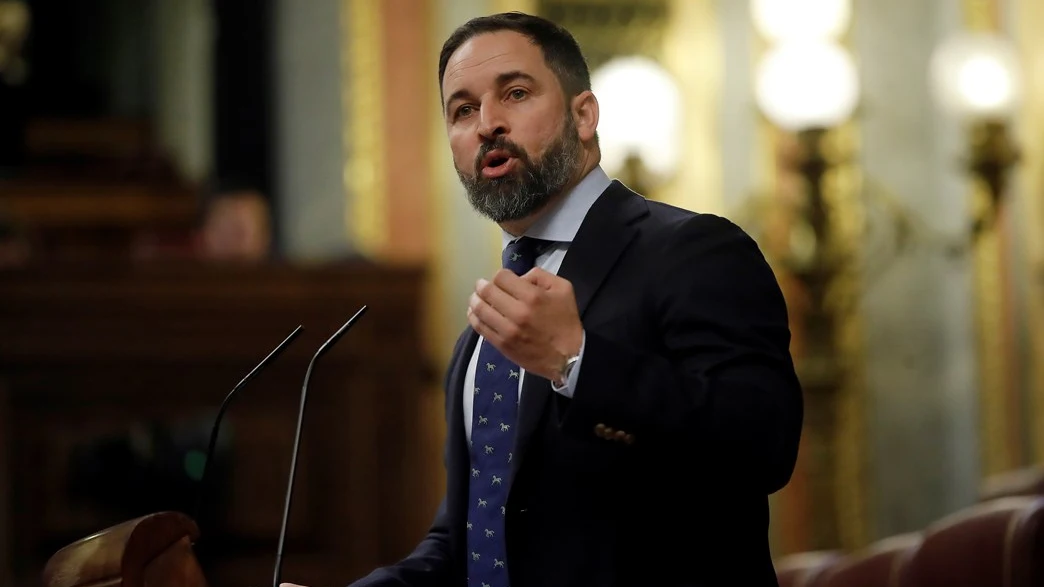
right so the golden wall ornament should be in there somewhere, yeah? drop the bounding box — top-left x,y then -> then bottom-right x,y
827,124 -> 870,552
342,0 -> 388,258
662,0 -> 724,215
743,124 -> 869,552
1015,0 -> 1044,466
538,0 -> 669,70
743,8 -> 870,550
960,0 -> 1028,477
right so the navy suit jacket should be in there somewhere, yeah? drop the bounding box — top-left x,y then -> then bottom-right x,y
350,181 -> 803,587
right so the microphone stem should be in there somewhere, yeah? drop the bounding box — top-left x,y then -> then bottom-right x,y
193,392 -> 235,524
272,305 -> 366,587
273,357 -> 317,587
194,326 -> 303,546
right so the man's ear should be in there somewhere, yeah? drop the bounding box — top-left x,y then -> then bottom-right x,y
571,90 -> 599,143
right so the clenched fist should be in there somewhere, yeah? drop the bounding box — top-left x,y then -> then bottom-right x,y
467,267 -> 583,383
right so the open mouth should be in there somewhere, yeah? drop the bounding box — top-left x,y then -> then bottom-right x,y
480,149 -> 518,178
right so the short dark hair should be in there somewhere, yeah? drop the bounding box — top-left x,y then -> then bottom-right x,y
438,12 -> 591,103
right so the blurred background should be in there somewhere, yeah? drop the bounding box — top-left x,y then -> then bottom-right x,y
0,0 -> 1042,585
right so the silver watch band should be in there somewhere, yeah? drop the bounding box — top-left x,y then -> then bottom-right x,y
554,354 -> 581,388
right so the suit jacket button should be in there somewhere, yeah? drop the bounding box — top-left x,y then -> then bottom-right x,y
614,430 -> 627,442
594,423 -> 607,437
624,433 -> 635,445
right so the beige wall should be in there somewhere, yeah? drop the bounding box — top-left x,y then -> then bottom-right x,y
852,0 -> 982,539
154,0 -> 213,186
274,0 -> 351,260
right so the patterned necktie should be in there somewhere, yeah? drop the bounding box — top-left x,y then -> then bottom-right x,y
467,237 -> 544,587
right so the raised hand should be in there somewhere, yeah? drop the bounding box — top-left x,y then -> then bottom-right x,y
468,267 -> 583,383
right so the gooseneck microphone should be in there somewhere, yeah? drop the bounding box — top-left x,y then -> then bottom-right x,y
193,325 -> 304,534
273,305 -> 368,587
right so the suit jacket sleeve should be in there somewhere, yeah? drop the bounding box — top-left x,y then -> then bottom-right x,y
563,214 -> 803,494
349,332 -> 470,587
347,500 -> 453,587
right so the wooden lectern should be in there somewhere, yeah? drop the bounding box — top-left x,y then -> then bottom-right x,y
42,512 -> 207,587
3,261 -> 440,586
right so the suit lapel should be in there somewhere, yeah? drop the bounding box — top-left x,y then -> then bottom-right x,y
510,181 -> 648,481
447,328 -> 479,483
556,181 -> 647,318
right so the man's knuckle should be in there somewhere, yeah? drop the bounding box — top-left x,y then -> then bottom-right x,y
503,324 -> 520,343
494,268 -> 512,285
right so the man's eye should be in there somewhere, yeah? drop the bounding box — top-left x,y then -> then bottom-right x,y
457,105 -> 474,118
509,89 -> 527,100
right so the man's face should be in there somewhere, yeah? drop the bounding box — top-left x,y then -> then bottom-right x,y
441,31 -> 582,223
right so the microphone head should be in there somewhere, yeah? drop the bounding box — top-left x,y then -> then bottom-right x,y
314,305 -> 367,360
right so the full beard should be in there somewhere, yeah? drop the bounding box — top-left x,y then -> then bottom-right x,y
456,115 -> 583,224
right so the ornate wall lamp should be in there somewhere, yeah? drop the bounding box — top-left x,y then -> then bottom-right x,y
753,36 -> 860,289
751,0 -> 859,283
750,0 -> 860,396
590,55 -> 682,197
930,31 -> 1023,239
749,0 -> 863,551
746,1 -> 1028,552
930,29 -> 1027,481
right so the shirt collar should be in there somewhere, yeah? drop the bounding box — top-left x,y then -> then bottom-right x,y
500,165 -> 611,248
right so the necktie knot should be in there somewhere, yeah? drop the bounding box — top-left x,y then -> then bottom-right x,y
503,237 -> 549,275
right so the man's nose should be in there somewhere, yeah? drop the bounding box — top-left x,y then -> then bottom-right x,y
477,102 -> 509,140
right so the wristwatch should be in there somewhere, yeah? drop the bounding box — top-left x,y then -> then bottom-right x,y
553,353 -> 581,389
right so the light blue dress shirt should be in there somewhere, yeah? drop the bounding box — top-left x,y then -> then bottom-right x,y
463,166 -> 611,441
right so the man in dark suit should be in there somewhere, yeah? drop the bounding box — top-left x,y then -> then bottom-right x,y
285,11 -> 802,587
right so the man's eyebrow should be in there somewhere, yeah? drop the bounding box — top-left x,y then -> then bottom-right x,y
444,88 -> 474,113
495,70 -> 537,87
444,71 -> 539,114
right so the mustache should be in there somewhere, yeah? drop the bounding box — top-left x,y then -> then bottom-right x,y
474,137 -> 527,174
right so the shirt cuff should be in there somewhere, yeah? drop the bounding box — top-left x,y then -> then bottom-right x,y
550,330 -> 585,398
